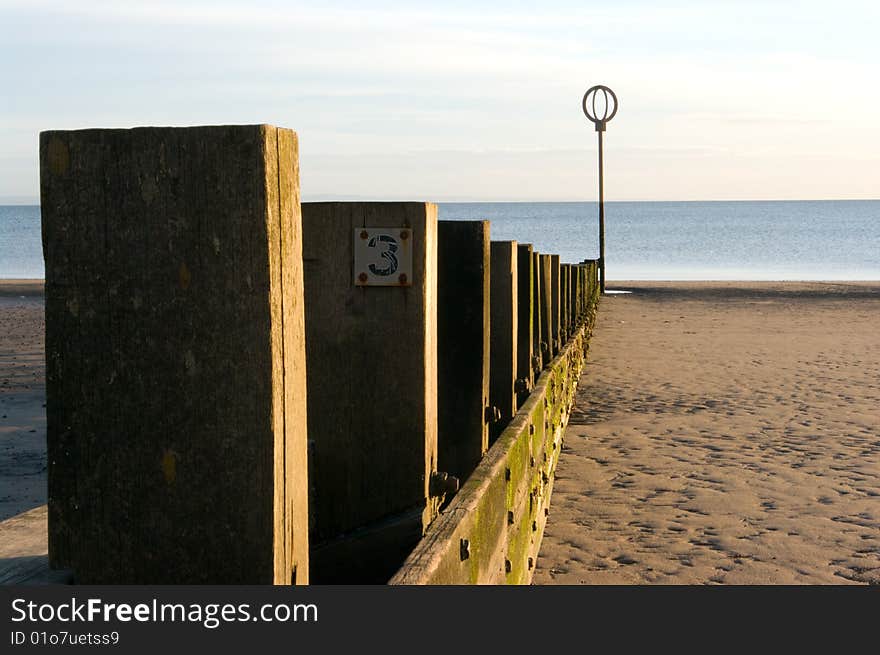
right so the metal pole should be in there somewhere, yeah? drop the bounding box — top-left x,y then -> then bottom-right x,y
597,128 -> 605,294
582,84 -> 616,295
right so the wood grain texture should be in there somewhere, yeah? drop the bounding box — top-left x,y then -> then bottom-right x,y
531,252 -> 543,375
489,241 -> 517,445
540,255 -> 553,366
302,202 -> 438,580
560,264 -> 570,342
549,255 -> 561,356
515,244 -> 533,407
437,220 -> 490,485
40,125 -> 308,584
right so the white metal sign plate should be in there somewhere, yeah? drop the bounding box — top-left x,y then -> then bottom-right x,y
353,228 -> 413,287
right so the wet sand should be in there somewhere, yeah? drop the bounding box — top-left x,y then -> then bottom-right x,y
534,282 -> 880,585
0,280 -> 45,522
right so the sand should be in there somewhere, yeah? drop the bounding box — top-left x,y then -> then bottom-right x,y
2,280 -> 878,584
534,282 -> 880,585
0,280 -> 45,523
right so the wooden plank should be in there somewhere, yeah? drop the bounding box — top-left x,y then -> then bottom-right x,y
438,220 -> 490,484
40,125 -> 308,584
515,244 -> 534,406
489,240 -> 517,444
301,202 -> 439,583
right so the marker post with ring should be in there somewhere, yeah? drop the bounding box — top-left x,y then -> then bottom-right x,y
582,84 -> 618,294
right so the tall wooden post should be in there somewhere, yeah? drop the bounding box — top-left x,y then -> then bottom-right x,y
540,254 -> 553,362
560,263 -> 569,344
515,244 -> 534,406
532,251 -> 544,376
438,220 -> 490,482
489,241 -> 517,444
302,202 -> 439,583
549,255 -> 561,356
41,125 -> 309,584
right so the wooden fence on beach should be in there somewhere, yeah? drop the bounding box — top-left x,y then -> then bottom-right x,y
38,124 -> 600,585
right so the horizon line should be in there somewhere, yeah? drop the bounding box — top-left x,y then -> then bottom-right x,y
3,197 -> 879,206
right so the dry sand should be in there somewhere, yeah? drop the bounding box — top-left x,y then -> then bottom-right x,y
534,282 -> 880,585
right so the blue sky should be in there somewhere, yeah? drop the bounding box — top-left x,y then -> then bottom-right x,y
1,0 -> 878,201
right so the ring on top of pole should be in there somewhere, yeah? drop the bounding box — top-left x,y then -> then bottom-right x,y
582,85 -> 618,131
582,84 -> 617,294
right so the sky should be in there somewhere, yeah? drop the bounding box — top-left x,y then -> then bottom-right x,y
1,0 -> 878,202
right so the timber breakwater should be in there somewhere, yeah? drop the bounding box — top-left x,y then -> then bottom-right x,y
9,124 -> 600,585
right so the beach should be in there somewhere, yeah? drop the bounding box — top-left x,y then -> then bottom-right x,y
1,280 -> 878,583
0,280 -> 44,523
534,281 -> 880,584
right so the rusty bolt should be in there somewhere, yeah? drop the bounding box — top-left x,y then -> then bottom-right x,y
360,230 -> 369,240
505,559 -> 512,574
460,538 -> 470,561
400,230 -> 409,240
398,273 -> 408,284
358,272 -> 368,283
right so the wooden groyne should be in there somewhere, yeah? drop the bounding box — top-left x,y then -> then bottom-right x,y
31,124 -> 601,585
391,267 -> 598,584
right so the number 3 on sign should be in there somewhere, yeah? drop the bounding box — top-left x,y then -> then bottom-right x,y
353,228 -> 413,287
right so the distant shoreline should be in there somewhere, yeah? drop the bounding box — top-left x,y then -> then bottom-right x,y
3,280 -> 880,304
0,280 -> 43,297
4,198 -> 880,206
4,280 -> 880,290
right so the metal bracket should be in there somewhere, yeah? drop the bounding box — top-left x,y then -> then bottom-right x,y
429,471 -> 460,498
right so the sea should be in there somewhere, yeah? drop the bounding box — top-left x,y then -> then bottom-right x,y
2,200 -> 878,280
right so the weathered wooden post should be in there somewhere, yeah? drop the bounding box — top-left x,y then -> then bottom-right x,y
540,254 -> 554,361
489,241 -> 517,444
579,265 -> 588,319
515,244 -> 534,406
532,251 -> 544,375
301,202 -> 440,583
41,125 -> 309,584
560,263 -> 569,344
438,220 -> 491,482
549,254 -> 561,356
